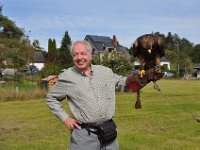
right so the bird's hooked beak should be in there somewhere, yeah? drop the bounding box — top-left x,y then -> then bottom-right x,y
148,48 -> 152,53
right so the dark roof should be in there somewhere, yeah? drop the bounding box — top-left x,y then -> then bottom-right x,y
160,56 -> 170,62
85,35 -> 131,61
194,63 -> 200,69
85,35 -> 121,52
34,51 -> 45,63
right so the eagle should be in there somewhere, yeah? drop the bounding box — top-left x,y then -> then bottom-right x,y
132,34 -> 165,76
126,34 -> 165,109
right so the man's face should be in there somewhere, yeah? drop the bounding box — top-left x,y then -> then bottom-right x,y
72,43 -> 92,71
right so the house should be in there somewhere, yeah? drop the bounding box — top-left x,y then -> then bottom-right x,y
133,56 -> 171,70
84,35 -> 131,61
160,56 -> 171,70
30,50 -> 45,70
194,63 -> 200,78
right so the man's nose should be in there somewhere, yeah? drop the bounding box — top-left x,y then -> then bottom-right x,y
77,54 -> 83,59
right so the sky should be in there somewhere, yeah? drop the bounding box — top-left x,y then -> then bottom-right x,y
1,0 -> 200,50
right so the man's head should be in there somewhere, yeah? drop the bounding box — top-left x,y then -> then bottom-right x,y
71,41 -> 92,71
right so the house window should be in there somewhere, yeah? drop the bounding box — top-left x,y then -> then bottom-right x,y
107,47 -> 115,52
92,48 -> 95,55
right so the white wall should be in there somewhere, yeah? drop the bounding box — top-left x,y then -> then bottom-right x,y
160,62 -> 170,70
30,63 -> 44,70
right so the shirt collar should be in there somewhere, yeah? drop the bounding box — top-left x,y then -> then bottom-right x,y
75,64 -> 93,76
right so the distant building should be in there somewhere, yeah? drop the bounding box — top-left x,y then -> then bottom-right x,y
133,56 -> 171,70
160,56 -> 171,70
30,50 -> 45,70
84,35 -> 131,61
194,63 -> 200,78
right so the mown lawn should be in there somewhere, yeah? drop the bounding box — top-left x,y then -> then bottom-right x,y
0,79 -> 200,150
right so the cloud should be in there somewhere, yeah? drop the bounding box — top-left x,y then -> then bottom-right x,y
2,0 -> 200,50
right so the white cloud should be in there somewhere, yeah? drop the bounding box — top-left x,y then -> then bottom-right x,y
2,0 -> 200,50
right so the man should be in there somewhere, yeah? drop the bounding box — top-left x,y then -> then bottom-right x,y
46,40 -> 125,150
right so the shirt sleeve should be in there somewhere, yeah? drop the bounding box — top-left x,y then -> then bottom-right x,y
113,72 -> 127,91
46,77 -> 69,122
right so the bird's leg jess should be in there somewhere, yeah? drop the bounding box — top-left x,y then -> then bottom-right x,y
138,59 -> 146,78
155,55 -> 161,66
135,90 -> 141,109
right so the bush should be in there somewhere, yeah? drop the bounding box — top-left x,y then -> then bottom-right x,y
0,80 -> 47,102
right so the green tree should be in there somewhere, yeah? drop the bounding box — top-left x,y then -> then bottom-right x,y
0,4 -> 2,15
190,44 -> 200,63
0,15 -> 24,39
0,6 -> 34,71
92,51 -> 132,76
179,38 -> 193,77
58,31 -> 72,68
47,38 -> 58,63
33,39 -> 44,51
48,38 -> 57,54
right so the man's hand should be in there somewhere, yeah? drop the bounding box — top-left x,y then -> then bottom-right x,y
64,116 -> 81,131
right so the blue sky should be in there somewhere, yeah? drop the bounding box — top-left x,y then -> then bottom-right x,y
1,0 -> 200,50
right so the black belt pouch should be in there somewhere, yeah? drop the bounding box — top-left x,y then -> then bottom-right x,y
97,119 -> 117,146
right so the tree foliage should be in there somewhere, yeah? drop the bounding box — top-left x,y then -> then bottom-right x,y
46,38 -> 58,63
32,39 -> 44,51
190,44 -> 200,63
92,51 -> 132,76
58,31 -> 73,68
164,32 -> 194,77
0,14 -> 24,39
0,5 -> 34,71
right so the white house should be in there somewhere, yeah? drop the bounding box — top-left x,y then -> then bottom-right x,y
30,50 -> 45,70
133,56 -> 171,70
160,56 -> 171,70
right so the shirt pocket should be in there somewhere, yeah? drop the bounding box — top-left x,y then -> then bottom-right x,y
100,82 -> 115,100
67,84 -> 82,100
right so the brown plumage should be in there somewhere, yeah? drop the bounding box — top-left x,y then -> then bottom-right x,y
133,34 -> 165,70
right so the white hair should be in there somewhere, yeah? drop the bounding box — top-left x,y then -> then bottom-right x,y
70,40 -> 92,55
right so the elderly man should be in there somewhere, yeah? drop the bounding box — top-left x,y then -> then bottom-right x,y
46,40 -> 125,150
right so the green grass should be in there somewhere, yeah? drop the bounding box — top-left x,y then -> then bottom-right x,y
0,80 -> 37,90
0,79 -> 200,150
0,80 -> 46,102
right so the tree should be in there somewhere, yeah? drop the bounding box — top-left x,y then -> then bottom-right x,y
33,39 -> 44,51
0,4 -> 2,15
92,51 -> 132,76
46,38 -> 58,63
190,44 -> 200,63
48,38 -> 57,54
0,5 -> 34,72
179,38 -> 193,77
0,15 -> 24,39
58,31 -> 72,68
0,38 -> 34,70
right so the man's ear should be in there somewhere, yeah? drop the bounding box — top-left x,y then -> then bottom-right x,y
89,53 -> 92,60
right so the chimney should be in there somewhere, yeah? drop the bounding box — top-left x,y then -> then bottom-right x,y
113,35 -> 118,46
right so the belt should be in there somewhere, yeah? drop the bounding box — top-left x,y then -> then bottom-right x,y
80,123 -> 99,135
81,119 -> 111,128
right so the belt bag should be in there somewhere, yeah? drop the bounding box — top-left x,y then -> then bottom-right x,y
97,119 -> 117,146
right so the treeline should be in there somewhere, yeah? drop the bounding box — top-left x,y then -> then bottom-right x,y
40,31 -> 73,77
149,32 -> 200,77
1,4 -> 200,78
0,5 -> 35,71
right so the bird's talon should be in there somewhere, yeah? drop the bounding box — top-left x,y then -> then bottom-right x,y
138,70 -> 145,78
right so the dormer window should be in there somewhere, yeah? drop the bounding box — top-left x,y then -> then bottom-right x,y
106,47 -> 116,52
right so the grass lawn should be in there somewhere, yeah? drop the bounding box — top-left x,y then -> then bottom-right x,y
0,79 -> 200,150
